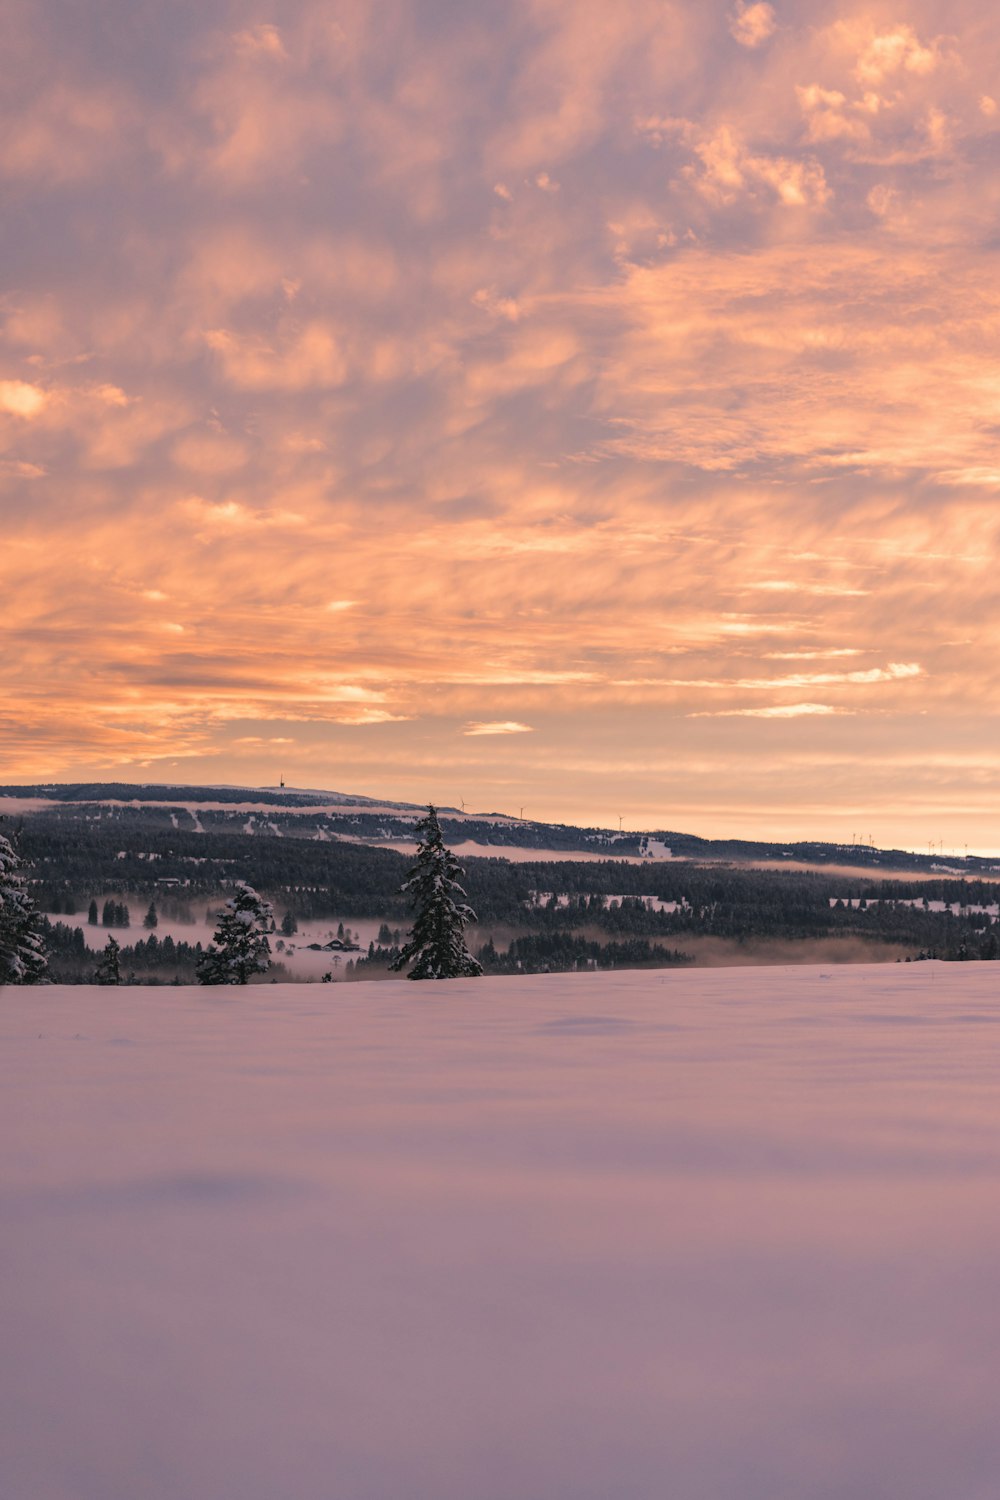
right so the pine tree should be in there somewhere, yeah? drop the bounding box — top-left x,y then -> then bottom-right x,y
143,901 -> 158,929
390,806 -> 483,980
88,898 -> 99,925
0,826 -> 49,985
94,936 -> 122,986
196,882 -> 274,985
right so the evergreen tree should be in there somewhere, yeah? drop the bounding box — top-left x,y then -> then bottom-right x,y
102,899 -> 115,927
280,909 -> 298,936
0,826 -> 49,985
143,900 -> 159,929
88,898 -> 99,925
94,936 -> 122,986
390,806 -> 483,980
196,882 -> 273,985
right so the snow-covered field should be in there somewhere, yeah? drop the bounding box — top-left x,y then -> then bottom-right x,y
3,964 -> 1000,1499
379,838 -> 672,862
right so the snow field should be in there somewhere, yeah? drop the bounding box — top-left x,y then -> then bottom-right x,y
3,964 -> 1000,1499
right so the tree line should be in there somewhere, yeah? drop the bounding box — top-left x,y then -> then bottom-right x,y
6,805 -> 1000,987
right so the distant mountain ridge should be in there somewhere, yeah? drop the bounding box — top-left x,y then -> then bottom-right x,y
1,782 -> 994,874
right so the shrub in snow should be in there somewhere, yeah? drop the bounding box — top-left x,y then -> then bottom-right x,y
391,806 -> 483,981
0,826 -> 48,985
196,882 -> 274,986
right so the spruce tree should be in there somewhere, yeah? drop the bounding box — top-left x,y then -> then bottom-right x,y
0,826 -> 48,985
94,936 -> 122,986
196,882 -> 273,985
88,898 -> 99,925
143,901 -> 158,929
391,806 -> 483,980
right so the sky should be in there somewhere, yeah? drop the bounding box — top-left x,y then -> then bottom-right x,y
3,0 -> 1000,850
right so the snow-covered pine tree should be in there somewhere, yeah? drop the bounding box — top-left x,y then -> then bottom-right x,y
0,826 -> 48,985
196,882 -> 274,985
391,806 -> 483,980
94,936 -> 122,986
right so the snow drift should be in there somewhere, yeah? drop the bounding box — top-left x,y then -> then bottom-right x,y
3,963 -> 1000,1499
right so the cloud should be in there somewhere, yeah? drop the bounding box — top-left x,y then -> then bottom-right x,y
0,458 -> 45,477
472,287 -> 522,322
766,650 -> 864,661
797,84 -> 871,145
853,25 -> 940,86
463,721 -> 535,736
178,497 -> 306,534
690,703 -> 843,718
0,380 -> 48,417
0,83 -> 134,183
233,25 -> 288,61
620,665 -> 922,690
4,0 -> 1000,845
171,430 -> 248,474
654,121 -> 831,208
738,664 -> 922,689
729,3 -> 777,50
204,325 -> 348,391
747,581 -> 868,596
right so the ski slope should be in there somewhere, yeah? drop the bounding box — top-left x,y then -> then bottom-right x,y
3,963 -> 1000,1499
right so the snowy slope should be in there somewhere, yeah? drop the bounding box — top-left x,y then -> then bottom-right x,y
3,964 -> 1000,1500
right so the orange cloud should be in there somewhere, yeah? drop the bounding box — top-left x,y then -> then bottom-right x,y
729,3 -> 777,50
0,380 -> 48,417
3,0 -> 1000,849
463,721 -> 535,736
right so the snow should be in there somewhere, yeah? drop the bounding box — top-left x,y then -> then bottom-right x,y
383,839 -> 668,863
529,891 -> 687,912
4,963 -> 1000,1499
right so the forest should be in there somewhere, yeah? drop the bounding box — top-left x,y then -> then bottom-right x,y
9,798 -> 998,983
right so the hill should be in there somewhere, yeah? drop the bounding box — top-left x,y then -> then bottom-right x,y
2,780 -> 995,873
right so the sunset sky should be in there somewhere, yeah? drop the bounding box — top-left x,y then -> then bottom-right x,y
4,0 -> 1000,849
